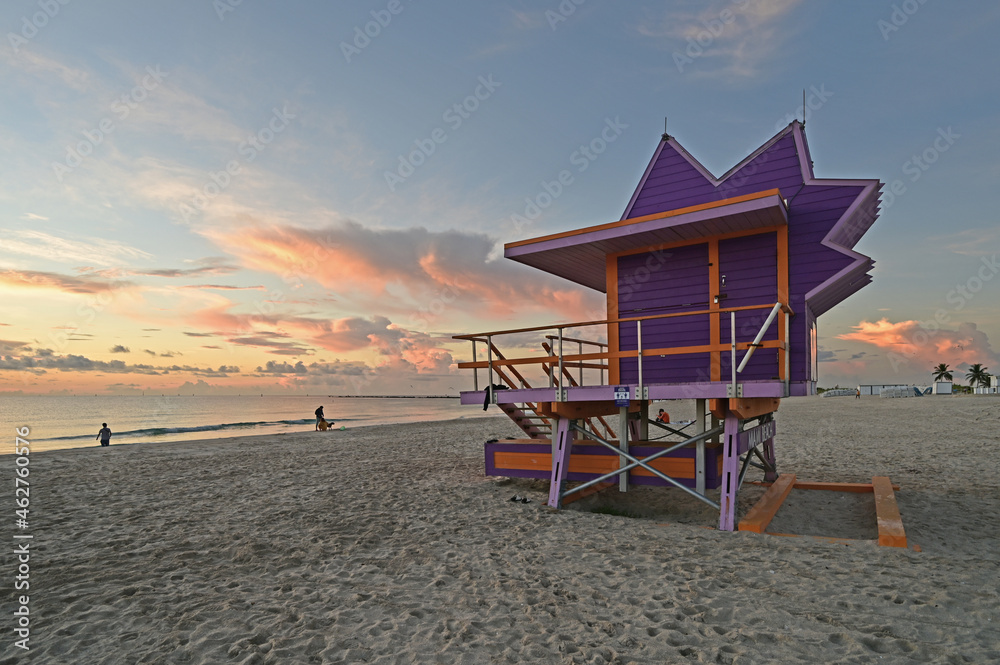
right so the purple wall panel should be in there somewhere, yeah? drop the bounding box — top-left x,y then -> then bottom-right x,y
484,441 -> 724,489
617,243 -> 711,383
615,231 -> 788,383
718,232 -> 779,381
609,129 -> 877,390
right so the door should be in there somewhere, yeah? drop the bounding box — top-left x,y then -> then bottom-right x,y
717,232 -> 779,381
616,242 -> 711,384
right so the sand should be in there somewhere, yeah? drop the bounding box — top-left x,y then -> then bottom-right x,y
4,395 -> 998,664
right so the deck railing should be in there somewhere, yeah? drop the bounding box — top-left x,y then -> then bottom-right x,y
454,302 -> 792,399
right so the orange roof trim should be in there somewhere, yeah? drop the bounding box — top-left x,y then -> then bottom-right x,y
504,188 -> 783,250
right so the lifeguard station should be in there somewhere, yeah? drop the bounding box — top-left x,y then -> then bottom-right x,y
454,122 -> 882,531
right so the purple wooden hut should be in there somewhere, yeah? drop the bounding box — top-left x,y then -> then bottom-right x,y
455,122 -> 881,530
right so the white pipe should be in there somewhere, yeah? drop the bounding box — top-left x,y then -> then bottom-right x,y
557,328 -> 564,400
737,302 -> 783,373
472,340 -> 478,391
636,319 -> 643,394
487,336 -> 494,403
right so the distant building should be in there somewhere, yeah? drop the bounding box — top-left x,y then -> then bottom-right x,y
974,375 -> 998,395
858,384 -> 912,396
933,381 -> 953,395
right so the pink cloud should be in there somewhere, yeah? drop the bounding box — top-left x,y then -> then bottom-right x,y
201,221 -> 601,326
837,318 -> 998,371
0,269 -> 130,294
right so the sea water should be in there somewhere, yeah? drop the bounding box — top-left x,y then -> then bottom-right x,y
0,395 -> 495,452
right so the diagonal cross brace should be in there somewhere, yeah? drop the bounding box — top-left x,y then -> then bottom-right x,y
738,446 -> 776,489
648,419 -> 696,438
565,423 -> 723,510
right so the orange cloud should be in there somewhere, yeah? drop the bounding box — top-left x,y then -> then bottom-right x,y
201,221 -> 600,326
837,319 -> 998,370
0,269 -> 130,294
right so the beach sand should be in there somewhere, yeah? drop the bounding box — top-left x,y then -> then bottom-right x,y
5,395 -> 998,664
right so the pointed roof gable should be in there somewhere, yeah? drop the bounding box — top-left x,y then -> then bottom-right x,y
505,122 -> 882,318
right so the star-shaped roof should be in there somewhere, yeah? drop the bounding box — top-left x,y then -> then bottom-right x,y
505,122 -> 882,317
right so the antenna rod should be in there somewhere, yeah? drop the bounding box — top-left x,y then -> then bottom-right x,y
802,89 -> 806,126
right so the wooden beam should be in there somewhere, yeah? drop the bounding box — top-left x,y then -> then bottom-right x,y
505,189 -> 783,250
872,476 -> 907,548
748,480 -> 901,492
538,400 -> 640,420
457,339 -> 786,370
709,397 -> 780,420
738,473 -> 796,533
728,397 -> 781,420
454,302 -> 788,341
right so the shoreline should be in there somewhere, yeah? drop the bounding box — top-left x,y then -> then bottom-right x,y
3,413 -> 506,458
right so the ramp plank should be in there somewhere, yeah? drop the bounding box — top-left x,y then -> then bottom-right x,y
873,476 -> 907,548
739,473 -> 796,534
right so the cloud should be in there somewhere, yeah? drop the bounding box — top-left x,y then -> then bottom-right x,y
226,334 -> 311,356
0,230 -> 153,266
3,48 -> 91,92
202,221 -> 599,326
837,319 -> 999,373
0,354 -> 159,374
0,269 -> 131,294
939,228 -> 1000,257
0,350 -> 240,377
637,0 -> 804,78
256,360 -> 309,375
110,345 -> 130,353
182,284 -> 266,291
816,349 -> 838,363
130,263 -> 241,278
284,315 -> 402,353
0,339 -> 31,354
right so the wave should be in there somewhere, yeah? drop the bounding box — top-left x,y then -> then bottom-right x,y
45,417 -> 354,442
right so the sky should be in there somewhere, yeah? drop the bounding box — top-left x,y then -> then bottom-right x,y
1,0 -> 998,396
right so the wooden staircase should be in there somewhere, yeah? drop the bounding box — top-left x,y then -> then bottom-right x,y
483,341 -> 615,441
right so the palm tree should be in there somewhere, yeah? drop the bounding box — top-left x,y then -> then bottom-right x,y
966,363 -> 990,388
932,363 -> 953,382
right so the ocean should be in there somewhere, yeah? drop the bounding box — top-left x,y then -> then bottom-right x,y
2,395 -> 494,453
